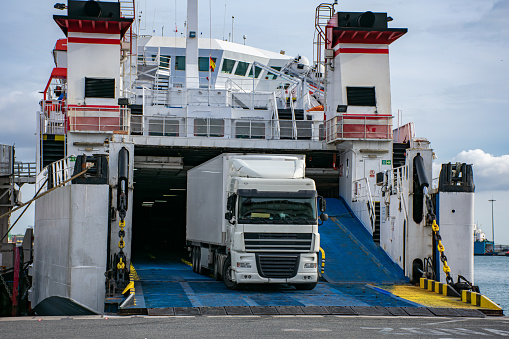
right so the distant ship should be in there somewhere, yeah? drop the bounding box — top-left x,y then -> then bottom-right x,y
474,224 -> 495,255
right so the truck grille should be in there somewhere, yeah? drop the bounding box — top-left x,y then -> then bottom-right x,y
244,233 -> 312,252
256,254 -> 299,279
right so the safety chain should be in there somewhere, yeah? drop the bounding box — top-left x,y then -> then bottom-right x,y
0,273 -> 13,298
431,219 -> 454,285
117,219 -> 126,270
423,189 -> 455,286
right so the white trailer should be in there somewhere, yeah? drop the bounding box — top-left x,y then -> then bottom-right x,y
186,154 -> 327,290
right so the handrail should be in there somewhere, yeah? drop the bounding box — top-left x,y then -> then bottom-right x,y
36,155 -> 76,193
352,177 -> 376,231
130,115 -> 322,141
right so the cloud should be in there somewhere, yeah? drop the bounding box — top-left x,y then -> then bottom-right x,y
452,149 -> 509,191
0,90 -> 39,161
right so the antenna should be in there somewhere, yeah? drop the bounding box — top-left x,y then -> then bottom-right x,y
222,1 -> 227,41
231,16 -> 234,43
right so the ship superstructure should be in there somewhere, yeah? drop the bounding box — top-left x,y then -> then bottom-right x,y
27,0 -> 484,315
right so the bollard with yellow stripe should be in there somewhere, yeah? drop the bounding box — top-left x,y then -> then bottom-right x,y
462,290 -> 502,311
419,278 -> 460,297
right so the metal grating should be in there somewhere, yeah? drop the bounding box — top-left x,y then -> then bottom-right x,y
346,87 -> 376,106
85,78 -> 115,98
256,254 -> 299,278
245,233 -> 312,252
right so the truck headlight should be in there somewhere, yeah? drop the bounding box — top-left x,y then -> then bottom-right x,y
237,262 -> 252,268
304,263 -> 317,269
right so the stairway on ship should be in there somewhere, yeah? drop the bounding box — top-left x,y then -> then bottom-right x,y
42,134 -> 65,168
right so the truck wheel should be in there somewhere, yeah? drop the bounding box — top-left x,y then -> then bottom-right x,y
222,256 -> 238,290
293,282 -> 317,290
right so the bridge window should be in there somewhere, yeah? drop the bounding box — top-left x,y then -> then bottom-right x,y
234,61 -> 250,76
248,66 -> 262,78
346,87 -> 376,106
221,58 -> 236,74
265,66 -> 281,80
175,56 -> 186,71
198,57 -> 217,72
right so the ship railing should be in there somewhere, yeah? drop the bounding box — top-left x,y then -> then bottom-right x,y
36,155 -> 76,193
130,116 -> 325,141
352,177 -> 376,231
40,100 -> 67,135
325,114 -> 393,142
13,162 -> 36,185
67,106 -> 130,133
387,165 -> 409,221
137,75 -> 297,107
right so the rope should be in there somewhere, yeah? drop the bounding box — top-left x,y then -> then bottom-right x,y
0,165 -> 92,241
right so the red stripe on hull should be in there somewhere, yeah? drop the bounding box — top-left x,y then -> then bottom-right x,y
334,48 -> 389,57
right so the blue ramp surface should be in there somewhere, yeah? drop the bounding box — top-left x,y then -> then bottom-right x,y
133,260 -> 414,309
320,198 -> 406,284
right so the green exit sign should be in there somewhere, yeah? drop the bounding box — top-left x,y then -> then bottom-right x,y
382,160 -> 392,165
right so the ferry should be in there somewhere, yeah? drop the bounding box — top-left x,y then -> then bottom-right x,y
0,0 -> 503,317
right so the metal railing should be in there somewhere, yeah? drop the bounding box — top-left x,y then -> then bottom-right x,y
13,162 -> 36,184
325,114 -> 393,142
130,115 -> 324,141
36,155 -> 76,193
387,165 -> 409,221
67,106 -> 130,133
40,100 -> 67,135
352,177 -> 376,231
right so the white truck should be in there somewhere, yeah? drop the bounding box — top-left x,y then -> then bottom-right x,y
186,154 -> 327,290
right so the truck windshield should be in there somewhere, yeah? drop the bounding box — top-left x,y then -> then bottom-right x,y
238,196 -> 317,224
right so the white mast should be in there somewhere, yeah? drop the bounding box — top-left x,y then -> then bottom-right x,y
186,0 -> 199,88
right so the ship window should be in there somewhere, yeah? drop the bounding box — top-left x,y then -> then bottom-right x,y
265,66 -> 281,80
346,87 -> 376,106
85,78 -> 115,98
194,118 -> 224,137
247,66 -> 262,78
235,121 -> 265,139
198,57 -> 217,72
175,56 -> 186,71
221,58 -> 236,74
160,55 -> 171,69
234,61 -> 250,76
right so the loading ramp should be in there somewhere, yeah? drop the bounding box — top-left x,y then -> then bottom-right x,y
127,198 -> 417,312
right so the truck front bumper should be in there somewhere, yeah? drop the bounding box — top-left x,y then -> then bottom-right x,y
231,252 -> 318,284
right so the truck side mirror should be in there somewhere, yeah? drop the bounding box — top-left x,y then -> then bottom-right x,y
320,213 -> 328,221
225,211 -> 232,220
318,196 -> 326,213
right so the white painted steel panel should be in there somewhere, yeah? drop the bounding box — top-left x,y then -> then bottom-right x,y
438,192 -> 474,283
32,184 -> 109,314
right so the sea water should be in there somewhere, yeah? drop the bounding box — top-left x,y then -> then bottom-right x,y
474,256 -> 509,312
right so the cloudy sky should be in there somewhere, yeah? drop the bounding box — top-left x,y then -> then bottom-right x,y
1,0 -> 508,244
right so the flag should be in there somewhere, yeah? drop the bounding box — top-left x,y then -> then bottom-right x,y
209,57 -> 216,72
